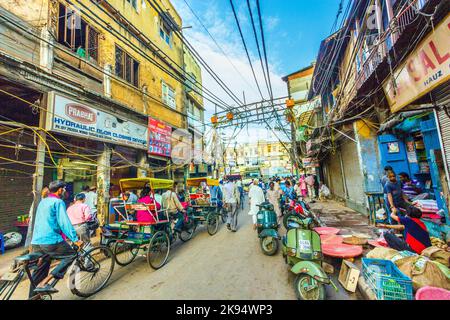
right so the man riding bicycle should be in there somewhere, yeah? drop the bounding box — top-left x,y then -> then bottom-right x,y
29,180 -> 80,297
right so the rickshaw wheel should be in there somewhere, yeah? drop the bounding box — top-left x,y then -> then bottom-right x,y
113,242 -> 140,267
180,225 -> 195,242
147,231 -> 170,270
220,208 -> 228,224
206,213 -> 219,236
294,274 -> 325,301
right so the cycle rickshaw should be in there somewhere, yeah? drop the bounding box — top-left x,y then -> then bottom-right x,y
180,178 -> 222,241
101,178 -> 178,270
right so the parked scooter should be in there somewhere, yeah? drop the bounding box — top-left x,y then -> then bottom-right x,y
282,225 -> 338,300
256,202 -> 280,256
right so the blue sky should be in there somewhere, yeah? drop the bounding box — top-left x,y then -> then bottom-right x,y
172,0 -> 343,141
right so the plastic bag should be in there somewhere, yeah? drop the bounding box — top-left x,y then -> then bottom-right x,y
4,232 -> 22,249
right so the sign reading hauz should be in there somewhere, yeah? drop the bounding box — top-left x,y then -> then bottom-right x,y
46,92 -> 148,149
383,14 -> 450,113
148,117 -> 172,157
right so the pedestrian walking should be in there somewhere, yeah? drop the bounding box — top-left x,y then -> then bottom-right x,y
267,182 -> 282,221
248,179 -> 265,230
305,174 -> 315,199
67,193 -> 92,243
223,179 -> 240,232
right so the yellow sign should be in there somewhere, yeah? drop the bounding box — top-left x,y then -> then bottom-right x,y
383,15 -> 450,113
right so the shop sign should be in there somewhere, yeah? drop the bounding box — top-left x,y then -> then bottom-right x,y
302,158 -> 320,168
148,117 -> 172,158
46,92 -> 148,149
383,15 -> 450,113
294,97 -> 320,118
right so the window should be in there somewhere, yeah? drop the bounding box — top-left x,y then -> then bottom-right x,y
162,81 -> 176,109
57,3 -> 99,62
126,0 -> 138,10
115,46 -> 139,87
159,17 -> 172,46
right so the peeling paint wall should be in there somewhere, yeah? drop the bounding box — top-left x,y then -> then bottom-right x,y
354,119 -> 383,193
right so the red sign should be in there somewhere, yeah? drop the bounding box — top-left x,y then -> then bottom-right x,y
148,117 -> 172,157
65,104 -> 97,124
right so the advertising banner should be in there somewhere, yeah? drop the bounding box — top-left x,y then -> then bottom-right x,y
383,14 -> 450,113
46,92 -> 148,149
148,117 -> 172,158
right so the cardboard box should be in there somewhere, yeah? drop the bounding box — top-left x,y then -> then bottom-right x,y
338,260 -> 361,293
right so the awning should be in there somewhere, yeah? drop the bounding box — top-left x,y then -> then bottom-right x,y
379,110 -> 431,133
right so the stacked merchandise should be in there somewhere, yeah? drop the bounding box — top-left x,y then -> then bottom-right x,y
413,200 -> 440,219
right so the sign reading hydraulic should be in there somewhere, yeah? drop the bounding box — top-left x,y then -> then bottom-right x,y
383,14 -> 450,113
46,92 -> 148,149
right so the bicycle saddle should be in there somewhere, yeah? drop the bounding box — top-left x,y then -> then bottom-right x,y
15,252 -> 44,263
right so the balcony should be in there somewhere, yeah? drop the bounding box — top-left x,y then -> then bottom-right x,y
355,0 -> 429,90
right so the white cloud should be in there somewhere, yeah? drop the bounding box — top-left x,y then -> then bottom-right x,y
173,0 -> 288,144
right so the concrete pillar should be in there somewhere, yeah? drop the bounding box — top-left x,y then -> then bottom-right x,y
97,145 -> 111,226
25,94 -> 48,247
137,151 -> 149,178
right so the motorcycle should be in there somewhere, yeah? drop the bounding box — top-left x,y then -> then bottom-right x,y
282,223 -> 338,300
256,202 -> 280,256
282,198 -> 317,230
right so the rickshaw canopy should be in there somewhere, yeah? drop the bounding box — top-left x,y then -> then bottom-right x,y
186,178 -> 220,187
119,178 -> 174,192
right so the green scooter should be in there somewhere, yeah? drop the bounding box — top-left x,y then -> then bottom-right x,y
282,221 -> 338,300
256,202 -> 280,256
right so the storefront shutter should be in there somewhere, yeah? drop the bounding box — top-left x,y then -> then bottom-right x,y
434,83 -> 450,187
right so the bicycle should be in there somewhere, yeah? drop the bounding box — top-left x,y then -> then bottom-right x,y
0,242 -> 115,300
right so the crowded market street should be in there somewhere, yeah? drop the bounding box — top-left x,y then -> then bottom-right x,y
3,200 -> 358,300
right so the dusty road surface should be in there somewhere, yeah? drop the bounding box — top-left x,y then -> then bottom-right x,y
6,200 -> 356,300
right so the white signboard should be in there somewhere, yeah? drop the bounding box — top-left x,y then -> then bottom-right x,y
46,92 -> 148,150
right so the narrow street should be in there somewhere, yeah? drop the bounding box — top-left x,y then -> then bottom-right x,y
7,200 -> 356,300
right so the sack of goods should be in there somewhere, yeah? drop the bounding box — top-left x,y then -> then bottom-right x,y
4,232 -> 22,249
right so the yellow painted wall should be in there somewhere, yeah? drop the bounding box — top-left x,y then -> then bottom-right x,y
5,0 -> 186,129
184,46 -> 204,108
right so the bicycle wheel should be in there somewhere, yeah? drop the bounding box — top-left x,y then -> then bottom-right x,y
113,241 -> 140,267
179,222 -> 196,242
220,208 -> 228,224
68,245 -> 115,298
207,213 -> 219,236
146,231 -> 170,270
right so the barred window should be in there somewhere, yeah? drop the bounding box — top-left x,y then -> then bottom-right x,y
57,3 -> 99,62
115,45 -> 139,87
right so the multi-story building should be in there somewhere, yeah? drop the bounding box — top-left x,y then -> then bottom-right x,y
225,141 -> 292,177
0,0 -> 193,234
184,45 -> 207,178
304,0 -> 449,228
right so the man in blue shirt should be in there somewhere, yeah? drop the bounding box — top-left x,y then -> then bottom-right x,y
29,180 -> 79,296
384,171 -> 415,216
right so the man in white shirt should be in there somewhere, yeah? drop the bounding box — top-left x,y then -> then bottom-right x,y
162,182 -> 185,232
83,186 -> 98,214
248,179 -> 265,230
223,179 -> 240,232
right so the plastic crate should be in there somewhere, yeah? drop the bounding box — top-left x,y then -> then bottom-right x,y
362,258 -> 413,300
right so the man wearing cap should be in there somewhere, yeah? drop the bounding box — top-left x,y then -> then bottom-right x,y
29,180 -> 79,296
